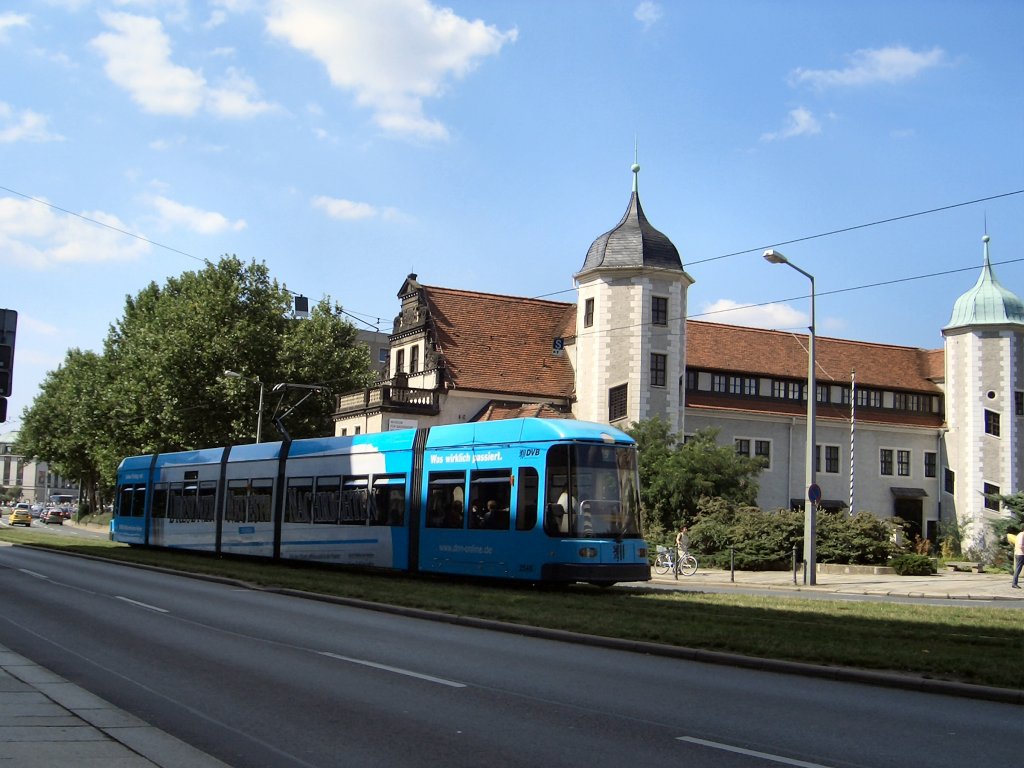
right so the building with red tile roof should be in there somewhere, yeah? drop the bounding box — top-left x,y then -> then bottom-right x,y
335,172 -> 1022,552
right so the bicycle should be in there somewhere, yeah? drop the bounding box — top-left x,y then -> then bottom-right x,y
653,545 -> 698,577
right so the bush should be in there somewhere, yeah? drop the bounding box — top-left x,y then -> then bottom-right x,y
889,554 -> 936,576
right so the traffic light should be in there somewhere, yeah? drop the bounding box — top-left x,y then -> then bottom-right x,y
0,397 -> 6,423
0,309 -> 17,402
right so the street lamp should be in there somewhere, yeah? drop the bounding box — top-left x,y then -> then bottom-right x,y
223,370 -> 264,444
763,249 -> 817,585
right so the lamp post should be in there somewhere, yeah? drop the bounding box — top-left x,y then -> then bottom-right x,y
223,370 -> 264,444
763,249 -> 817,585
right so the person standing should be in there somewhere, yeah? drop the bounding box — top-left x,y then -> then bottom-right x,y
674,526 -> 689,577
1012,530 -> 1024,589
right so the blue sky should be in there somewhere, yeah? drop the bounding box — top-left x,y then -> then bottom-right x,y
2,0 -> 1022,428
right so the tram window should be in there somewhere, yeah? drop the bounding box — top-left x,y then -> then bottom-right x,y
341,476 -> 370,524
516,467 -> 539,531
198,481 -> 217,521
313,476 -> 341,524
152,484 -> 169,518
426,472 -> 465,528
226,480 -> 248,523
372,476 -> 406,526
468,470 -> 511,530
225,478 -> 274,523
286,477 -> 313,523
249,479 -> 273,522
118,484 -> 146,518
167,483 -> 187,521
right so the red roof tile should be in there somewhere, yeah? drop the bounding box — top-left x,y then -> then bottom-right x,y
687,320 -> 942,392
423,285 -> 576,399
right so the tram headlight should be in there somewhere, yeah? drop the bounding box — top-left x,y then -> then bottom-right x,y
578,547 -> 598,558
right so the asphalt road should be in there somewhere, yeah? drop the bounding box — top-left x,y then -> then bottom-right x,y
0,545 -> 1017,768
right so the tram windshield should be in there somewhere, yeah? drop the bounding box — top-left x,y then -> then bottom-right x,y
544,442 -> 642,539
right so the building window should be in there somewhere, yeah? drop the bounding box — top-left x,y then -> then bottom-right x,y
907,394 -> 922,412
880,448 -> 894,476
985,409 -> 1000,437
584,298 -> 594,328
856,389 -> 882,408
755,440 -> 771,466
944,468 -> 955,494
650,353 -> 667,387
685,370 -> 697,390
924,452 -> 936,478
816,384 -> 829,404
729,376 -> 757,396
652,296 -> 668,326
735,438 -> 750,456
983,482 -> 1000,511
409,345 -> 419,374
395,349 -> 405,374
378,348 -> 388,364
897,449 -> 910,477
771,380 -> 804,401
1016,391 -> 1024,416
712,374 -> 728,393
824,445 -> 840,474
609,384 -> 628,421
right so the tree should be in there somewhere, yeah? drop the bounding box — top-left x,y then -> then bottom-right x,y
627,418 -> 764,534
17,349 -> 112,513
20,255 -> 373,493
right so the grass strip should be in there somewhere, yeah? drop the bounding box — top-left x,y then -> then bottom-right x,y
2,529 -> 1020,691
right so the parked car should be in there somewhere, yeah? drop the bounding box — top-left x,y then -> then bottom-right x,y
40,509 -> 63,525
8,508 -> 32,526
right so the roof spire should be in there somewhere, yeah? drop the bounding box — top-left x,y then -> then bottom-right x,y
631,139 -> 640,194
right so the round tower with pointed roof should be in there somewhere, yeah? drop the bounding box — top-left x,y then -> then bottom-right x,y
941,234 -> 1024,549
572,162 -> 693,433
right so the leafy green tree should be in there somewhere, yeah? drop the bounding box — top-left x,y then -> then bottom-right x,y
20,255 -> 373,493
628,418 -> 763,533
17,349 -> 112,513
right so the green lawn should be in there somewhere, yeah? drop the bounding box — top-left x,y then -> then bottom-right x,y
2,529 -> 1020,692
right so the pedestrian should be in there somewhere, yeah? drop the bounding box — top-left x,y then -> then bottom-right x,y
1012,529 -> 1024,589
675,525 -> 689,560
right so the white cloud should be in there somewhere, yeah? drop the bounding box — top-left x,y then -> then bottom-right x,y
760,107 -> 821,142
0,102 -> 64,143
790,46 -> 946,89
312,195 -> 400,221
150,195 -> 246,234
265,0 -> 517,141
90,12 -> 277,119
634,2 -> 662,28
698,299 -> 808,330
91,12 -> 206,115
206,67 -> 278,118
0,12 -> 30,41
0,197 -> 150,269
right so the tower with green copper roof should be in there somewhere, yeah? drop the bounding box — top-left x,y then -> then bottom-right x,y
942,235 -> 1024,550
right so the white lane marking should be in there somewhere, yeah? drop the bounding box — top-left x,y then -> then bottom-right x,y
115,596 -> 169,613
678,737 -> 835,768
318,651 -> 466,688
18,569 -> 49,579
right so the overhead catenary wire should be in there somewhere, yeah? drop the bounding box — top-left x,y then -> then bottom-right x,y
2,182 -> 1021,334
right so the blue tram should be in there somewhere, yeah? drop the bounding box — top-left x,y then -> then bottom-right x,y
112,418 -> 650,585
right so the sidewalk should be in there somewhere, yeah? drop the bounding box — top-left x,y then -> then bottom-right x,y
0,645 -> 229,768
649,564 -> 1024,601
